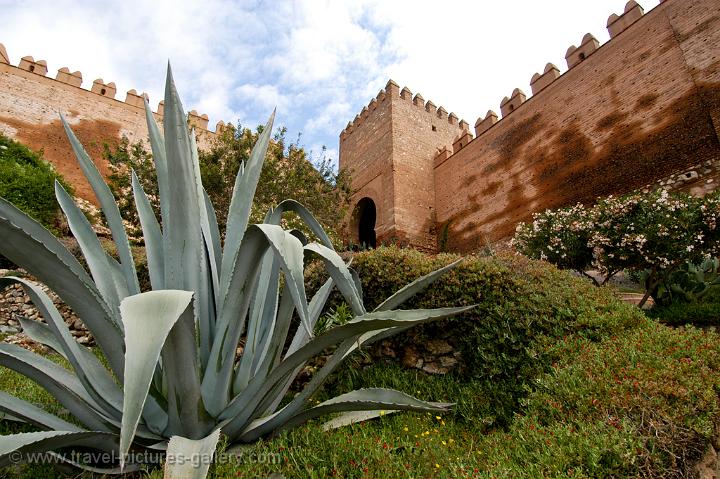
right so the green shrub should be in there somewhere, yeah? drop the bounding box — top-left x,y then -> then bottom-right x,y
0,134 -> 73,269
0,133 -> 71,232
307,246 -> 645,427
647,301 -> 720,327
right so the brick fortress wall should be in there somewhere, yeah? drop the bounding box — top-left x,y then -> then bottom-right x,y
0,44 -> 220,204
341,0 -> 720,252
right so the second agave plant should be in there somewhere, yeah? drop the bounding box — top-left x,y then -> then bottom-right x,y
0,65 -> 470,478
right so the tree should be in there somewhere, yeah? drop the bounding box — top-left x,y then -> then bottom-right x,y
105,122 -> 352,247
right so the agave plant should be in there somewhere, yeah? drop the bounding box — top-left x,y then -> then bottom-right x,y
0,66 -> 469,477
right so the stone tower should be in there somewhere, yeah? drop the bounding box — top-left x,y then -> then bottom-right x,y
339,80 -> 467,250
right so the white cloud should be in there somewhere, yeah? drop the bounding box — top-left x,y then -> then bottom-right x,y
1,0 -> 662,164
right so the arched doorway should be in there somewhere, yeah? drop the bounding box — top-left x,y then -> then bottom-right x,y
353,198 -> 377,248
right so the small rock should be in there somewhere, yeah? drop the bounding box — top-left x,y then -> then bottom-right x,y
422,362 -> 449,375
77,336 -> 91,345
425,339 -> 453,355
379,340 -> 396,358
439,356 -> 458,368
401,346 -> 423,369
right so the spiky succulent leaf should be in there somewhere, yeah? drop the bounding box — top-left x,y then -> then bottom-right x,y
55,181 -> 122,312
164,428 -> 221,479
219,110 -> 275,310
60,114 -> 139,296
374,258 -> 463,312
131,170 -> 164,290
0,431 -> 120,468
0,391 -> 83,432
0,198 -> 124,377
0,277 -> 123,420
118,290 -> 193,468
241,388 -> 451,441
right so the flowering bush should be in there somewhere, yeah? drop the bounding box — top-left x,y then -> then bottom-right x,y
513,189 -> 720,307
513,204 -> 596,282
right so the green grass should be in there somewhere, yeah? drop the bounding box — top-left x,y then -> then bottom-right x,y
1,320 -> 718,478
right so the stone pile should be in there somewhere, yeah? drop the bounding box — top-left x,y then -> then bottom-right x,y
371,329 -> 463,375
0,269 -> 94,348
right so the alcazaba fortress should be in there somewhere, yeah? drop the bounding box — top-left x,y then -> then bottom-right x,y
1,0 -> 719,253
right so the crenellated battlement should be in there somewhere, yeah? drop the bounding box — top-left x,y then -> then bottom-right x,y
340,79 -> 468,141
607,1 -> 645,38
0,43 -> 217,132
459,0 -> 660,153
343,1 -> 665,161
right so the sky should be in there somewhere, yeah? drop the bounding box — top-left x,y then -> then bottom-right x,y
1,0 -> 660,167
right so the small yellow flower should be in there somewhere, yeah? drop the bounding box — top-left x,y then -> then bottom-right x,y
435,463 -> 441,469
442,440 -> 447,446
403,427 -> 409,432
441,420 -> 446,426
435,416 -> 441,420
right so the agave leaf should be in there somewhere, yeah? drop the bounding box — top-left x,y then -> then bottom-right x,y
161,301 -> 209,439
119,290 -> 193,468
15,315 -> 67,360
190,130 -> 218,370
374,259 -> 463,312
60,114 -> 139,296
161,65 -> 203,293
43,451 -> 142,474
321,409 -> 399,431
203,228 -> 267,417
14,310 -> 170,437
143,97 -> 170,229
235,339 -> 356,440
205,225 -> 309,416
163,428 -> 221,479
0,199 -> 124,377
0,343 -> 117,431
55,181 -> 121,312
219,110 -> 275,311
265,199 -> 334,249
256,277 -> 336,416
256,225 -> 310,336
0,391 -> 83,432
241,388 -> 451,442
233,251 -> 280,394
304,243 -> 365,316
202,188 -> 222,300
0,431 -> 120,468
132,170 -> 164,290
104,252 -> 131,313
219,305 -> 473,436
0,277 -> 123,420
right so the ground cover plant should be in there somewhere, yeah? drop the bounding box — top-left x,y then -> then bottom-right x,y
0,67 -> 470,478
1,248 -> 718,477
